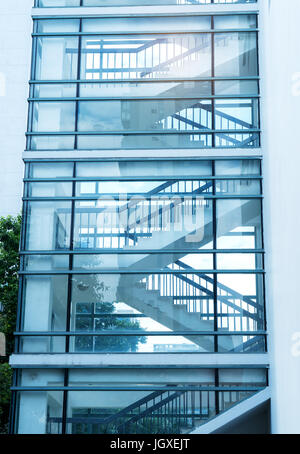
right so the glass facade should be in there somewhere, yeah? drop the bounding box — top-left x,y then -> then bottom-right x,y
36,1 -> 257,7
27,15 -> 260,150
16,158 -> 266,355
12,2 -> 266,435
12,367 -> 266,434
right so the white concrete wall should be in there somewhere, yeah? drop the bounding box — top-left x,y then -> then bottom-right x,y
262,0 -> 300,435
0,0 -> 33,217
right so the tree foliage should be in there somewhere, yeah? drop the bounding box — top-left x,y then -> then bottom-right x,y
0,215 -> 21,356
0,215 -> 21,433
0,363 -> 13,434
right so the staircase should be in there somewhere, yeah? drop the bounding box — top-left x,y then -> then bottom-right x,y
71,176 -> 263,353
80,33 -> 257,148
46,386 -> 262,434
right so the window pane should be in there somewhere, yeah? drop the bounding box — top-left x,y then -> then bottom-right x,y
16,391 -> 64,435
215,159 -> 261,176
81,35 -> 211,80
31,102 -> 76,132
214,15 -> 257,30
35,37 -> 79,80
76,160 -> 212,178
33,84 -> 77,98
214,32 -> 258,77
77,100 -> 212,132
22,275 -> 68,332
73,197 -> 213,250
214,80 -> 259,95
30,162 -> 74,178
216,199 -> 262,249
81,16 -> 211,33
77,133 -> 212,149
25,201 -> 72,250
79,81 -> 212,98
27,182 -> 73,197
29,135 -> 75,150
37,19 -> 80,33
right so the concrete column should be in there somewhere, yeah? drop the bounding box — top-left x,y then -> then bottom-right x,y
262,0 -> 300,434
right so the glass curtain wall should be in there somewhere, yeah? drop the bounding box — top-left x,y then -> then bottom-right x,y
27,15 -> 260,150
13,367 -> 267,434
36,1 -> 257,7
15,159 -> 266,355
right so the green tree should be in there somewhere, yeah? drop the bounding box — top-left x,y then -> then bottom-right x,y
0,215 -> 21,356
73,278 -> 146,353
0,215 -> 21,433
0,363 -> 13,434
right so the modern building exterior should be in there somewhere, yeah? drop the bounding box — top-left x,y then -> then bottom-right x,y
3,0 -> 300,434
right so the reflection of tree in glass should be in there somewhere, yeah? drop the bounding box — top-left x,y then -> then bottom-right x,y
74,278 -> 146,353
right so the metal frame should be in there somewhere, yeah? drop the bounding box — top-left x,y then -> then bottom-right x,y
27,14 -> 260,151
34,1 -> 258,9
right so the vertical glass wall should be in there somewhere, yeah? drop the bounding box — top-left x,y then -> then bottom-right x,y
27,15 -> 260,150
13,367 -> 267,434
16,159 -> 266,355
36,1 -> 257,7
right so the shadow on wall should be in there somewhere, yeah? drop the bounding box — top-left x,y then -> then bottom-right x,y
212,400 -> 271,434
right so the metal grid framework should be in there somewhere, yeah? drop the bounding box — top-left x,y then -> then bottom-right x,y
35,1 -> 258,7
10,2 -> 266,435
26,13 -> 261,151
14,157 -> 267,356
10,366 -> 267,435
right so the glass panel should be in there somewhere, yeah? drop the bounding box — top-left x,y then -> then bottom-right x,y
23,255 -> 69,271
219,368 -> 267,387
16,391 -> 64,435
68,272 -> 215,353
218,335 -> 266,353
37,0 -> 80,5
217,253 -> 263,270
70,335 -> 214,353
215,179 -> 261,195
25,201 -> 72,250
214,80 -> 259,95
35,37 -> 79,80
37,0 -> 257,6
79,81 -> 212,98
22,275 -> 68,332
214,32 -> 258,77
76,160 -> 212,178
33,84 -> 77,98
73,197 -> 213,250
216,199 -> 262,249
27,182 -> 73,197
31,102 -> 76,132
68,368 -> 215,385
217,273 -> 265,333
77,133 -> 212,149
81,16 -> 211,33
29,162 -> 74,178
75,179 -> 213,196
80,35 -> 211,80
214,98 -> 259,130
215,159 -> 261,176
77,100 -> 212,132
73,253 -> 214,271
29,135 -> 75,150
218,390 -> 255,413
19,336 -> 66,353
215,132 -> 259,148
214,15 -> 257,30
37,19 -> 80,33
65,389 -> 215,434
20,369 -> 64,386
